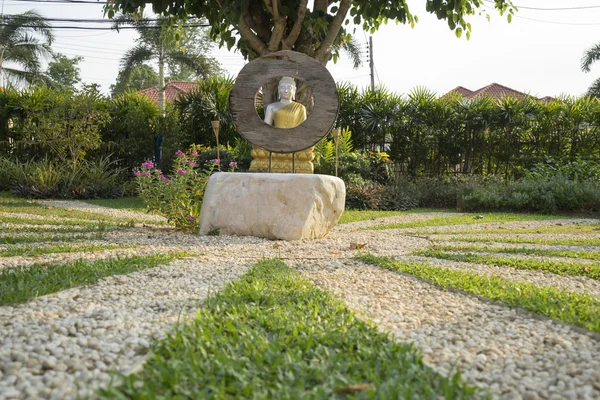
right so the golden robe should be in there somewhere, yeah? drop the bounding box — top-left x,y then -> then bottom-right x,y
249,101 -> 314,174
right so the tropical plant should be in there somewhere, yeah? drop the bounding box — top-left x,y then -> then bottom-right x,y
112,15 -> 221,111
110,65 -> 159,97
0,10 -> 54,86
581,42 -> 600,97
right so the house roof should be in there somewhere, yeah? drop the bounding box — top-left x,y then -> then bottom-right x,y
442,82 -> 551,101
139,80 -> 198,103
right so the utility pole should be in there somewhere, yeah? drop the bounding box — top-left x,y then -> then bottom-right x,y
369,36 -> 374,91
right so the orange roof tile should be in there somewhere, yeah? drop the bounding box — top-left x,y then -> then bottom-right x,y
441,83 -> 550,101
139,81 -> 198,104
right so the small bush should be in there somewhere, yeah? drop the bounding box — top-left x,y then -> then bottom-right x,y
136,147 -> 220,230
345,180 -> 383,210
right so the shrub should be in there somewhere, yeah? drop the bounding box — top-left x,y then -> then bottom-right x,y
135,147 -> 218,230
7,156 -> 124,199
345,180 -> 383,210
460,173 -> 600,213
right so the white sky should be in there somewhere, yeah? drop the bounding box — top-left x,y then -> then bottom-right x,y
3,0 -> 600,97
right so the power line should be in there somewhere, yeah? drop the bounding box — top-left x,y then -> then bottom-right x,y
0,23 -> 210,29
514,14 -> 600,26
483,0 -> 600,11
7,0 -> 108,4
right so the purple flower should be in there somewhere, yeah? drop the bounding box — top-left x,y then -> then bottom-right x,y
141,160 -> 154,169
177,168 -> 187,175
191,150 -> 199,157
160,175 -> 171,183
188,161 -> 196,167
175,150 -> 185,157
140,171 -> 148,176
134,170 -> 141,177
187,215 -> 196,222
229,161 -> 238,169
210,158 -> 221,164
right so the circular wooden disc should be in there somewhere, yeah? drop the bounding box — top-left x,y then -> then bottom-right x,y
229,50 -> 339,153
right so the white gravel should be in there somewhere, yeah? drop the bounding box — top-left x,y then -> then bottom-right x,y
0,203 -> 599,399
295,259 -> 600,400
36,200 -> 167,223
0,257 -> 250,400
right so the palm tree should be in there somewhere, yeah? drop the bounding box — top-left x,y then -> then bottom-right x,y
581,42 -> 600,97
0,10 -> 54,86
113,15 -> 220,112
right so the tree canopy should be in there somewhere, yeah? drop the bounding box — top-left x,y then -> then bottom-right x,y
105,0 -> 515,65
45,53 -> 83,91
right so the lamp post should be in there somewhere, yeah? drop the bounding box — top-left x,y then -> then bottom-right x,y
211,120 -> 220,170
331,128 -> 341,177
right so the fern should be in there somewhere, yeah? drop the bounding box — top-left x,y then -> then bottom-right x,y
338,127 -> 354,155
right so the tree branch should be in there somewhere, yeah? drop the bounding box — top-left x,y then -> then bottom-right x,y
282,0 -> 308,49
266,0 -> 285,51
263,0 -> 274,17
314,0 -> 351,64
238,13 -> 269,56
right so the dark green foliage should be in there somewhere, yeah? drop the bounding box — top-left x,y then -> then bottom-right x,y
100,259 -> 478,399
101,91 -> 161,174
460,174 -> 600,213
4,156 -> 124,199
345,180 -> 383,210
163,76 -> 237,170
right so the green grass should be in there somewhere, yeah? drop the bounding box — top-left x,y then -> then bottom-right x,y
360,254 -> 600,334
100,259 -> 478,400
0,215 -> 134,228
0,252 -> 186,306
418,224 -> 600,235
0,225 -> 105,234
83,197 -> 146,211
0,233 -> 104,245
416,249 -> 600,280
429,244 -> 600,261
436,236 -> 600,246
0,243 -> 135,257
364,213 -> 562,231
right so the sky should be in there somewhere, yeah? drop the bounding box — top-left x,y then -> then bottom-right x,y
3,0 -> 600,98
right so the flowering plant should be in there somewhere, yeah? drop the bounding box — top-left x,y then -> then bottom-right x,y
135,145 -> 216,230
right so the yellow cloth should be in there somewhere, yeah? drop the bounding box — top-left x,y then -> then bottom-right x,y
273,102 -> 306,128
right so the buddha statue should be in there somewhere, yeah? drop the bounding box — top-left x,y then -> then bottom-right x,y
249,76 -> 315,174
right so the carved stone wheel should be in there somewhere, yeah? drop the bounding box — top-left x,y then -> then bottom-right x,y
229,50 -> 339,153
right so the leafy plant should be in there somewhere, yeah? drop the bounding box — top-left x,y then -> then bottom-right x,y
136,146 -> 216,230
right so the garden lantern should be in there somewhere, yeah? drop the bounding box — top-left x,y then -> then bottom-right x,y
331,128 -> 341,177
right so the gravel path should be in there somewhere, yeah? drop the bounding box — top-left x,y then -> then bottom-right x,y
36,200 -> 167,223
295,259 -> 600,400
1,203 -> 599,399
0,258 -> 250,400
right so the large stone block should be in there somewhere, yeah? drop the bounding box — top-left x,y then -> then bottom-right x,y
199,172 -> 346,240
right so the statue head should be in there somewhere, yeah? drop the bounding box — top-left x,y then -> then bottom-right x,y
278,76 -> 296,101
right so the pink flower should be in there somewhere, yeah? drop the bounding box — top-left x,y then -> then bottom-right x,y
191,150 -> 199,157
134,170 -> 141,177
229,161 -> 238,169
160,175 -> 171,183
141,160 -> 154,169
187,215 -> 195,221
140,171 -> 148,176
210,158 -> 220,164
175,150 -> 185,157
177,168 -> 187,175
188,161 -> 196,167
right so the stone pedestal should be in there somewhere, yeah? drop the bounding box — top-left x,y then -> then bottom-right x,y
199,172 -> 345,240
